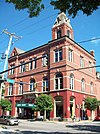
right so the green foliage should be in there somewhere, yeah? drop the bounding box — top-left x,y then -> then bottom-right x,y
50,0 -> 100,18
5,0 -> 100,18
5,0 -> 44,17
0,99 -> 12,112
35,94 -> 53,112
85,97 -> 99,111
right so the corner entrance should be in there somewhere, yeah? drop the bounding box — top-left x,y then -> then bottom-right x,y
70,96 -> 75,118
54,96 -> 63,118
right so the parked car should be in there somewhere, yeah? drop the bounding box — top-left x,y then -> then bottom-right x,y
93,114 -> 100,121
0,115 -> 19,125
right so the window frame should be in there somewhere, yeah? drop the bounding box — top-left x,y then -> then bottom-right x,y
57,30 -> 61,39
80,56 -> 84,68
90,82 -> 94,94
81,78 -> 85,92
10,64 -> 15,75
70,74 -> 74,90
55,73 -> 63,90
20,61 -> 26,73
42,54 -> 48,67
42,77 -> 48,91
8,83 -> 13,96
18,82 -> 23,94
54,49 -> 62,62
30,79 -> 35,92
68,49 -> 73,62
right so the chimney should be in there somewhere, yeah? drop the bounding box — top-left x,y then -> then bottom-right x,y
90,50 -> 94,57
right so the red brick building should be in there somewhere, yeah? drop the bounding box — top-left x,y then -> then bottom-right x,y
5,12 -> 100,121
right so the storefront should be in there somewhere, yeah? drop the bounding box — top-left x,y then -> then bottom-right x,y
16,103 -> 36,119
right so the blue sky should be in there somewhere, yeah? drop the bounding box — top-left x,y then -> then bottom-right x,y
0,0 -> 100,73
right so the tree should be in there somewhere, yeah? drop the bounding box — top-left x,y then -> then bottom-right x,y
5,0 -> 100,18
0,99 -> 12,115
5,0 -> 44,18
85,97 -> 100,120
35,94 -> 53,121
50,0 -> 100,18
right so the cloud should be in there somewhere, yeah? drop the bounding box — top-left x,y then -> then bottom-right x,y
91,37 -> 100,45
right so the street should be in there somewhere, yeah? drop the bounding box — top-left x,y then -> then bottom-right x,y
0,120 -> 100,134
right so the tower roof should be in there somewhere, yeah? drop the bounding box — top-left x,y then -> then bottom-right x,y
53,12 -> 72,28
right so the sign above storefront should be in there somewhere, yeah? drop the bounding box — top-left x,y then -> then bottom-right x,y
16,103 -> 35,108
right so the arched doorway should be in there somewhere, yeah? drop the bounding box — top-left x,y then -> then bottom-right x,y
54,96 -> 63,118
70,96 -> 75,118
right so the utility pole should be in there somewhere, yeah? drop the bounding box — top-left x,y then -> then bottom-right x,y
2,29 -> 22,79
0,29 -> 22,101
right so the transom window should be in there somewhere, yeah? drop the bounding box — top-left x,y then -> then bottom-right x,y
42,77 -> 48,91
55,73 -> 63,90
70,74 -> 74,90
8,83 -> 13,96
68,49 -> 73,62
81,78 -> 85,92
55,49 -> 62,62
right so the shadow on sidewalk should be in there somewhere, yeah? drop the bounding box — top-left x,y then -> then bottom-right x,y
66,124 -> 100,133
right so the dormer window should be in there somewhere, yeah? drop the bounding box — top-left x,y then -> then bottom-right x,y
57,30 -> 61,39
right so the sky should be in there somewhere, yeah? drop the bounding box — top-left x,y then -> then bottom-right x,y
0,0 -> 100,73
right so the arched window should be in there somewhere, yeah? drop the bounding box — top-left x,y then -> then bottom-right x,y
70,74 -> 74,90
90,82 -> 94,94
81,78 -> 85,92
42,77 -> 48,91
55,73 -> 63,89
57,30 -> 61,39
30,79 -> 35,92
67,30 -> 70,38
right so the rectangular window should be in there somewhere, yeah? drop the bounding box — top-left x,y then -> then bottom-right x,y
80,56 -> 84,67
68,49 -> 73,62
10,64 -> 15,75
29,59 -> 33,70
89,61 -> 92,72
55,49 -> 62,62
33,58 -> 37,69
20,61 -> 26,73
19,83 -> 23,94
42,54 -> 48,67
8,84 -> 13,96
43,80 -> 48,91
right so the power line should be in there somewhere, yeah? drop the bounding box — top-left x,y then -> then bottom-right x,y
25,22 -> 53,36
0,54 -> 100,76
78,37 -> 100,44
16,13 -> 57,33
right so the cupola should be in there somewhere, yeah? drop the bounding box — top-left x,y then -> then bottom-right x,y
52,12 -> 74,40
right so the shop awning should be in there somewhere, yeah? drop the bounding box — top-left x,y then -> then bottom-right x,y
16,103 -> 35,108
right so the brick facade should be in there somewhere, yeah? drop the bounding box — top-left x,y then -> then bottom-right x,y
4,12 -> 100,121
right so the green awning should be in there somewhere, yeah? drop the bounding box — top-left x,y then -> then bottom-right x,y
16,103 -> 35,108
